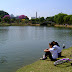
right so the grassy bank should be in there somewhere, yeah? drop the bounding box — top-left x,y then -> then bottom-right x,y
16,47 -> 72,72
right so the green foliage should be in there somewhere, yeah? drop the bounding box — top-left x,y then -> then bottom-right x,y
31,19 -> 36,21
69,15 -> 72,24
36,18 -> 40,22
0,10 -> 9,18
31,17 -> 45,24
3,17 -> 10,23
54,13 -> 67,24
25,20 -> 29,24
64,15 -> 69,24
16,19 -> 20,23
39,17 -> 45,23
46,16 -> 54,22
31,19 -> 36,24
0,17 -> 2,22
63,15 -> 72,24
11,18 -> 16,23
25,16 -> 29,20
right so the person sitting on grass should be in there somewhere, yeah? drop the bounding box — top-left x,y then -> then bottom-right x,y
40,43 -> 58,61
52,41 -> 62,57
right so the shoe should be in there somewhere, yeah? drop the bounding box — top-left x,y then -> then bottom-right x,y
40,57 -> 47,60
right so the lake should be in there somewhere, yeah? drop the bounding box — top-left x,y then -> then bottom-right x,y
0,26 -> 72,72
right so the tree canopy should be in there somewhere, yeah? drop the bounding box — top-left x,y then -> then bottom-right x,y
54,13 -> 67,24
0,10 -> 9,18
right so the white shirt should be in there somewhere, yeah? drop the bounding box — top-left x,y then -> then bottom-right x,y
49,47 -> 58,59
53,45 -> 61,53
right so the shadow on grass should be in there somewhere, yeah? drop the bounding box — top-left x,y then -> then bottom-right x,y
59,56 -> 66,58
46,56 -> 66,61
55,63 -> 72,68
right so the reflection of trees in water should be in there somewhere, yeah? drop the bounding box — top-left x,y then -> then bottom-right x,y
0,27 -> 9,44
0,56 -> 7,64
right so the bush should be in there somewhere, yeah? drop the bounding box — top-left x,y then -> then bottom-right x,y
3,15 -> 10,23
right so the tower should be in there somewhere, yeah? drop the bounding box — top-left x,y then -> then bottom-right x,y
36,12 -> 37,18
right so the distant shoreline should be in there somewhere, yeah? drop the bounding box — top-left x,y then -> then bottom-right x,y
54,24 -> 72,28
1,23 -> 72,28
0,23 -> 40,26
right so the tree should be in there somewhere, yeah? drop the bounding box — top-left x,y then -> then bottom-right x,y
25,20 -> 29,24
35,18 -> 39,23
39,17 -> 45,23
54,13 -> 67,24
69,15 -> 72,24
3,15 -> 10,23
19,15 -> 26,19
0,17 -> 1,22
18,15 -> 29,20
0,10 -> 9,18
46,16 -> 54,22
11,18 -> 16,23
63,15 -> 72,24
31,19 -> 36,24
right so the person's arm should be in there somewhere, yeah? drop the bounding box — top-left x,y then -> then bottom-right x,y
44,49 -> 50,52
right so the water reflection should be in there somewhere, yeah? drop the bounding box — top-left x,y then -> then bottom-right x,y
0,27 -> 9,44
0,26 -> 72,72
0,56 -> 7,64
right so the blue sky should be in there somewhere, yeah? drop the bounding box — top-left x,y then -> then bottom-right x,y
0,0 -> 72,18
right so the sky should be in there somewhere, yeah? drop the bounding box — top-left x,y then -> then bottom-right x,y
0,0 -> 72,18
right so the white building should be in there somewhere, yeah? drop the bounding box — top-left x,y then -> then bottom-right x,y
29,17 -> 36,20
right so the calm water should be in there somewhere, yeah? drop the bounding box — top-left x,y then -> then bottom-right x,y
0,26 -> 72,72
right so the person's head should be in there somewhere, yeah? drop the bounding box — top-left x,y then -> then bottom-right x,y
49,43 -> 53,48
52,41 -> 56,45
55,42 -> 60,47
51,41 -> 60,47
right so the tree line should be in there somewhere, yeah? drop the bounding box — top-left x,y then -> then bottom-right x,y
0,10 -> 72,25
31,13 -> 72,25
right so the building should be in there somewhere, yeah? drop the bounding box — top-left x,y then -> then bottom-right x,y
29,12 -> 38,20
29,17 -> 36,20
36,12 -> 37,18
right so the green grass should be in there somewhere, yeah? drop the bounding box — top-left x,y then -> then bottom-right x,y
16,47 -> 72,72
